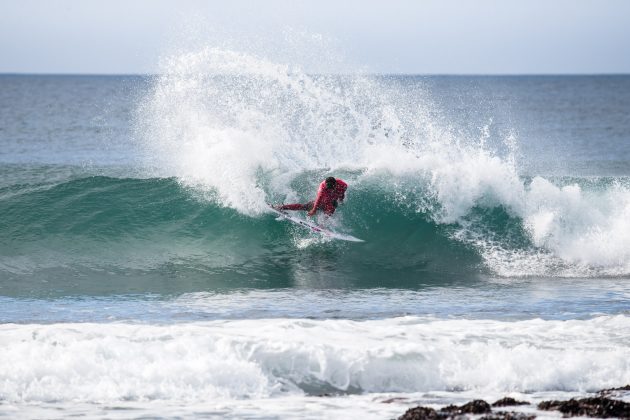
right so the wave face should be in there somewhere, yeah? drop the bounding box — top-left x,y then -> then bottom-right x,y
0,174 -> 479,293
2,170 -> 630,296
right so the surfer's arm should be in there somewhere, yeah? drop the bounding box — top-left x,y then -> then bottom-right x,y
338,183 -> 347,203
308,187 -> 324,216
307,199 -> 319,216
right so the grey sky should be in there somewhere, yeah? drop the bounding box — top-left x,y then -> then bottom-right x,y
1,0 -> 629,74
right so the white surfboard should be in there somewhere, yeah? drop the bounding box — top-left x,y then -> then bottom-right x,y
269,206 -> 364,242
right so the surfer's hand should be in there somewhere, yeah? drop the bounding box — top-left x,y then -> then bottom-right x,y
307,209 -> 316,217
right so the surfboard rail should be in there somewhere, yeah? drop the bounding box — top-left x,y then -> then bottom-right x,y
268,206 -> 364,242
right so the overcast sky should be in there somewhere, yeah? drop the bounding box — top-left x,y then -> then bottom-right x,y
1,0 -> 629,74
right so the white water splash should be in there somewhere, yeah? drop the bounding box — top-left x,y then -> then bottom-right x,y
1,316 -> 629,403
136,46 -> 630,276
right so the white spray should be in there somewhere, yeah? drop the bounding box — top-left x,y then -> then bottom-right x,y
136,46 -> 630,276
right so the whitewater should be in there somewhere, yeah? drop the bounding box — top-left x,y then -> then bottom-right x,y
1,47 -> 630,419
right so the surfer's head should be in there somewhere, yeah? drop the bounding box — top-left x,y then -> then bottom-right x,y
325,177 -> 337,189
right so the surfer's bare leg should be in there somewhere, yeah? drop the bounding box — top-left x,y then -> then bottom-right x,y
278,201 -> 314,211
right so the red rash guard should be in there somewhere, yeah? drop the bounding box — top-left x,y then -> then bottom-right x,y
312,179 -> 347,215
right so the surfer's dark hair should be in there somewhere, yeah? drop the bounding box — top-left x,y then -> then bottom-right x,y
325,177 -> 337,188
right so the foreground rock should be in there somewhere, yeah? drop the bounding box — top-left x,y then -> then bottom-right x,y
480,413 -> 536,420
398,400 -> 492,420
398,406 -> 443,420
538,396 -> 630,418
398,385 -> 630,420
492,398 -> 530,407
442,400 -> 492,415
398,404 -> 533,420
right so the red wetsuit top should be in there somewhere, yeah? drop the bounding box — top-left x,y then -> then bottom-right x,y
312,179 -> 347,215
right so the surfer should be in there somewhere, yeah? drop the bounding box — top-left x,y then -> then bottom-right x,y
275,177 -> 347,217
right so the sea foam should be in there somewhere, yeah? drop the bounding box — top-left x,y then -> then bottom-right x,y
1,316 -> 629,403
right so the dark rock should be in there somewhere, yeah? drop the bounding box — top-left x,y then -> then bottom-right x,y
398,406 -> 442,420
453,400 -> 492,414
492,398 -> 530,407
399,400 -> 492,420
538,397 -> 630,418
439,404 -> 460,414
480,412 -> 536,420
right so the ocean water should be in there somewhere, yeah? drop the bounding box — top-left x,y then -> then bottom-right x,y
1,50 -> 630,419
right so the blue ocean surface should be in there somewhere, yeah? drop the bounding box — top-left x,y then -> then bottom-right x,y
1,55 -> 630,419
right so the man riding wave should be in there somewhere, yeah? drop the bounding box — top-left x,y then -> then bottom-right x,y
275,176 -> 347,217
